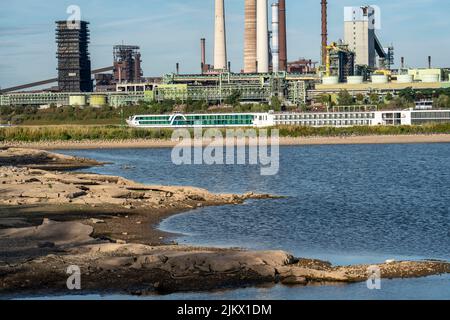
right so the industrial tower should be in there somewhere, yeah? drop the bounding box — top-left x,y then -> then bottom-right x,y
56,21 -> 93,92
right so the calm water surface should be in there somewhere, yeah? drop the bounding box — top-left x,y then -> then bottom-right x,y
56,144 -> 450,300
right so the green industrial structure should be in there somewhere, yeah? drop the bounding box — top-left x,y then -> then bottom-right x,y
0,72 -> 314,108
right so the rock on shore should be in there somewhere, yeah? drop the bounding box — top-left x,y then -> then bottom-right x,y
0,147 -> 102,170
0,147 -> 448,296
0,166 -> 264,208
0,219 -> 448,295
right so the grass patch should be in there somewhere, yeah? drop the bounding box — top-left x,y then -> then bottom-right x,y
1,123 -> 450,143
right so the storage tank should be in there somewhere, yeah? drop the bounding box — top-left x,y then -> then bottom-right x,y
421,74 -> 440,83
347,76 -> 364,84
396,75 -> 413,83
322,76 -> 339,85
371,75 -> 388,84
69,95 -> 86,106
90,95 -> 107,107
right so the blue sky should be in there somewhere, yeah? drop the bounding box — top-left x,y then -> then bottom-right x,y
0,0 -> 449,88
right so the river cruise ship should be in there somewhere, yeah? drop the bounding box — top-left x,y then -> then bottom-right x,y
127,109 -> 450,128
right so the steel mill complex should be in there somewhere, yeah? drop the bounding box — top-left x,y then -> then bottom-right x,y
1,1 -> 449,118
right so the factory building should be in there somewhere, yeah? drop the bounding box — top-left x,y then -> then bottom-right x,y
344,6 -> 389,68
151,72 -> 311,105
407,68 -> 449,83
94,45 -> 143,92
113,45 -> 143,83
325,42 -> 355,83
55,21 -> 93,92
0,72 -> 313,108
287,59 -> 317,74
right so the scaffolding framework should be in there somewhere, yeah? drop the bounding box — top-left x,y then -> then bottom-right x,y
56,21 -> 93,92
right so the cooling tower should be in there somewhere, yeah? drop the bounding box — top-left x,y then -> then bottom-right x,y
244,0 -> 257,73
214,0 -> 227,70
256,0 -> 269,73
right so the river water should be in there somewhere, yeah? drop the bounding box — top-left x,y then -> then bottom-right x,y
54,143 -> 449,300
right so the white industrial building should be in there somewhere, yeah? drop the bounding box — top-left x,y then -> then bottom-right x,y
344,5 -> 388,68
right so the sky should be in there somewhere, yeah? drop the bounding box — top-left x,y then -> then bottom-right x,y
0,0 -> 449,88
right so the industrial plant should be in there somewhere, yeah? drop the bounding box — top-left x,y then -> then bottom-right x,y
1,1 -> 450,119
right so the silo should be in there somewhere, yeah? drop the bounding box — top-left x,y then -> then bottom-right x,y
371,75 -> 389,84
347,76 -> 364,84
422,74 -> 440,83
69,95 -> 86,106
256,0 -> 269,73
322,76 -> 339,85
90,95 -> 107,107
396,75 -> 413,83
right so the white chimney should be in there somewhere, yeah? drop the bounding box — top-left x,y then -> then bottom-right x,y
257,0 -> 269,73
271,3 -> 279,73
214,0 -> 227,70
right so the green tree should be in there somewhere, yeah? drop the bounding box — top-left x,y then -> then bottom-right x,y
369,93 -> 380,105
224,90 -> 241,106
337,90 -> 354,106
434,94 -> 450,109
317,94 -> 332,107
355,93 -> 365,104
399,87 -> 416,103
270,96 -> 282,111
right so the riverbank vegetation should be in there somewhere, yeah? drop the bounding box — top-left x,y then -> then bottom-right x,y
1,123 -> 450,143
0,100 -> 275,126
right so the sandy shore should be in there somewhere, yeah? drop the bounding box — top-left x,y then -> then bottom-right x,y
0,148 -> 449,297
5,134 -> 450,150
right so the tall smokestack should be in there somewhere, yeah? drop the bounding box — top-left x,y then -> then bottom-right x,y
428,56 -> 432,69
214,0 -> 227,70
271,3 -> 280,73
244,0 -> 257,73
257,0 -> 269,73
321,0 -> 328,66
278,0 -> 287,71
201,38 -> 206,73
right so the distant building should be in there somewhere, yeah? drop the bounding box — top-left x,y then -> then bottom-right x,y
113,45 -> 143,84
94,45 -> 144,92
56,21 -> 93,92
407,68 -> 447,82
287,59 -> 317,74
344,6 -> 388,68
326,42 -> 355,82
